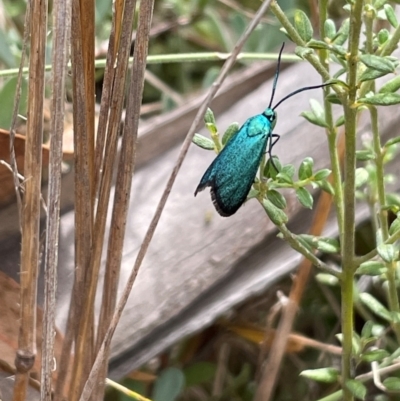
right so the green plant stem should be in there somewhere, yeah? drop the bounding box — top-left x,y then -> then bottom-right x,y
278,224 -> 342,278
318,0 -> 344,242
270,0 -> 331,83
0,52 -> 303,78
381,21 -> 400,56
340,2 -> 364,400
370,106 -> 400,340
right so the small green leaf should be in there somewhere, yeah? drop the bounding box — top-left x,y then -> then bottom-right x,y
314,169 -> 331,180
355,168 -> 369,188
317,237 -> 340,253
294,9 -> 313,42
377,243 -> 397,262
315,273 -> 339,286
379,75 -> 400,94
264,156 -> 282,179
384,4 -> 398,28
335,115 -> 345,127
361,321 -> 373,338
361,349 -> 389,363
204,108 -> 216,125
359,293 -> 391,321
301,111 -> 328,127
262,199 -> 288,225
345,379 -> 367,400
296,187 -> 313,209
356,150 -> 374,161
300,367 -> 340,383
310,99 -> 326,122
358,93 -> 400,106
356,261 -> 386,276
378,28 -> 390,45
326,93 -> 343,104
359,68 -> 392,83
298,157 -> 314,180
267,189 -> 287,210
359,54 -> 396,73
222,122 -> 239,145
332,18 -> 349,45
192,134 -> 215,150
315,180 -> 334,195
324,19 -> 336,40
383,377 -> 400,391
307,39 -> 330,50
282,164 -> 295,179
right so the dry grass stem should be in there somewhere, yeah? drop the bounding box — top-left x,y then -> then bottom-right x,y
78,1 -> 273,399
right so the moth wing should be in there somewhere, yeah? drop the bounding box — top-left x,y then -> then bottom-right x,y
195,116 -> 270,216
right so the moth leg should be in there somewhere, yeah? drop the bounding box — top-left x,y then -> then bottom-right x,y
267,134 -> 280,172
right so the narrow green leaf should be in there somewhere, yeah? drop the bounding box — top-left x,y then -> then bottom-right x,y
359,293 -> 391,321
262,199 -> 288,225
301,111 -> 328,127
324,19 -> 336,39
326,93 -> 343,104
294,9 -> 313,42
315,273 -> 339,286
379,75 -> 400,94
315,180 -> 335,195
204,108 -> 216,125
361,321 -> 373,338
267,189 -> 287,210
314,169 -> 331,181
298,157 -> 314,180
384,4 -> 398,28
317,237 -> 340,253
361,349 -> 389,363
264,156 -> 282,179
377,243 -> 397,262
356,150 -> 374,161
222,122 -> 239,145
345,379 -> 367,400
332,18 -> 349,45
307,39 -> 330,50
192,134 -> 215,150
358,93 -> 400,106
359,54 -> 395,73
300,367 -> 340,383
356,261 -> 387,276
282,164 -> 295,178
296,187 -> 313,209
359,67 -> 392,83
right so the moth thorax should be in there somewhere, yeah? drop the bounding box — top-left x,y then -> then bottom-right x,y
263,108 -> 277,129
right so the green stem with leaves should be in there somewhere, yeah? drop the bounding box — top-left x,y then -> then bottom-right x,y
318,0 -> 344,242
340,2 -> 364,400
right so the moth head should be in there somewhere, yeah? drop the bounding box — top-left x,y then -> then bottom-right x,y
263,108 -> 277,129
